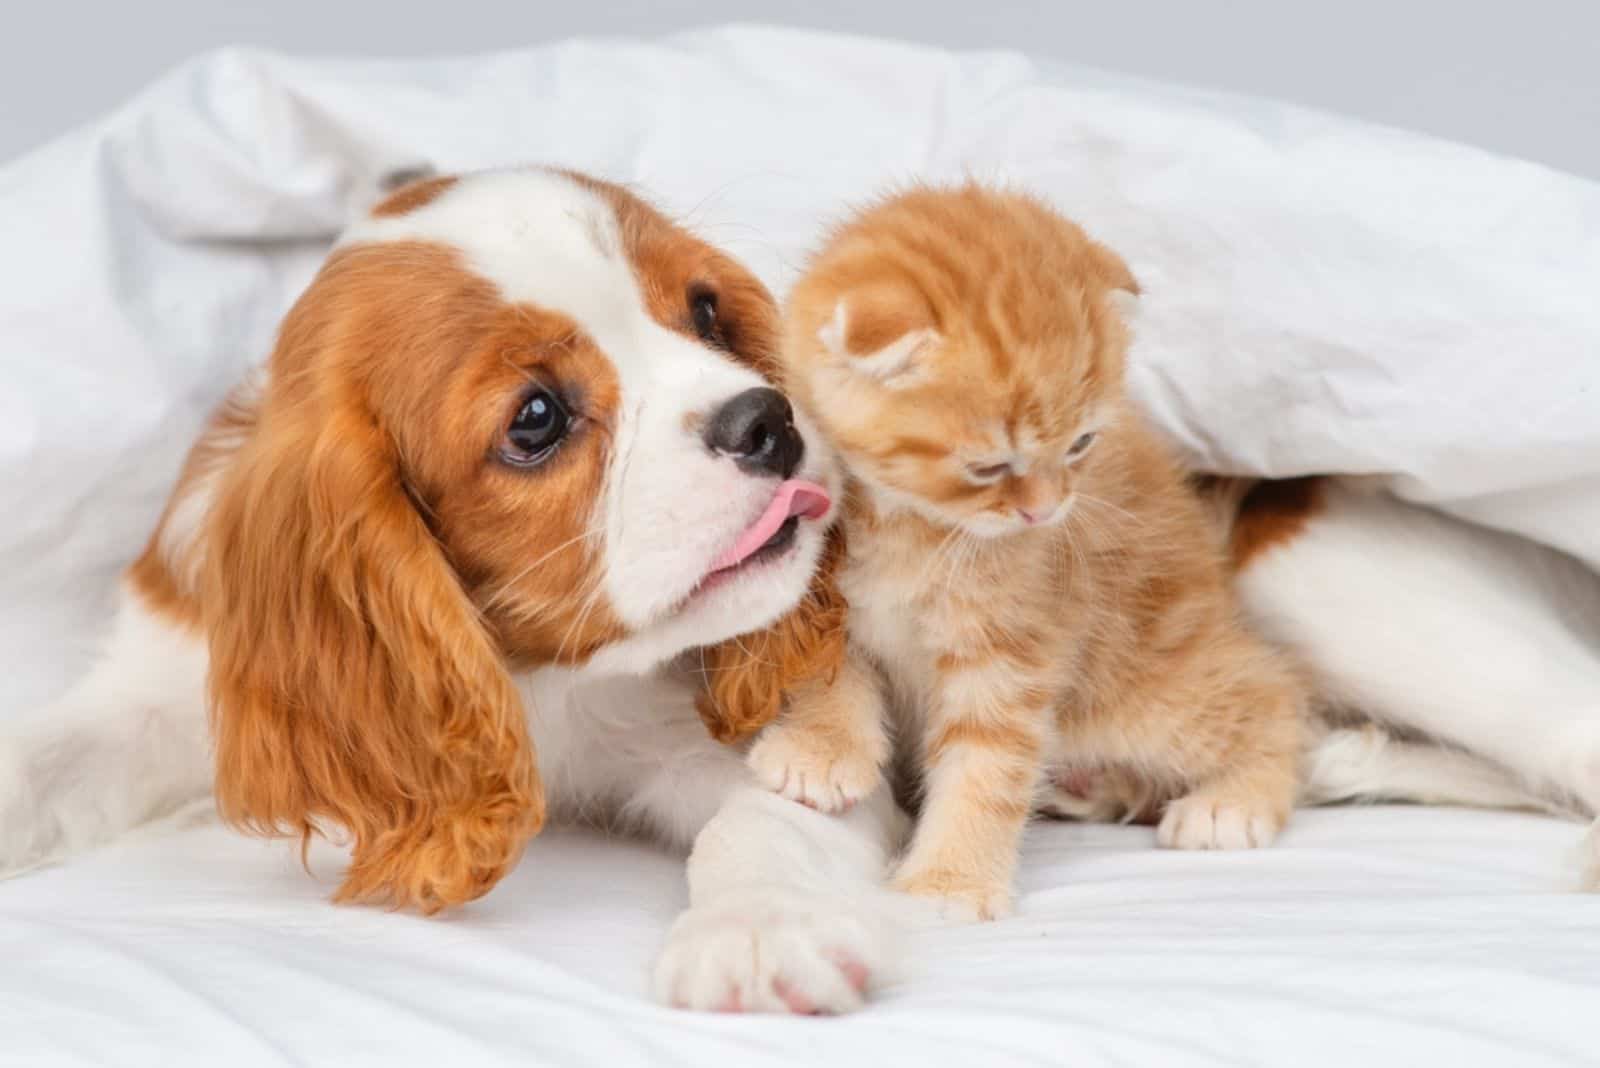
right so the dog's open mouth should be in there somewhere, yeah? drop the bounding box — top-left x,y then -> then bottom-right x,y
701,479 -> 832,587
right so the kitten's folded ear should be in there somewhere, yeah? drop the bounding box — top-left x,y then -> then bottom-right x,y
816,280 -> 940,387
694,529 -> 849,743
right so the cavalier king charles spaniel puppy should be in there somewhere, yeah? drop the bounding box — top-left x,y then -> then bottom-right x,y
0,168 -> 907,1014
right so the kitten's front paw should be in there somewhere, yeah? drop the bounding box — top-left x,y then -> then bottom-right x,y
748,723 -> 884,814
890,863 -> 1012,923
652,888 -> 879,1014
1157,791 -> 1283,850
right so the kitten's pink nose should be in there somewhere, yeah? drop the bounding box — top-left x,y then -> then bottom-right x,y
1017,507 -> 1046,525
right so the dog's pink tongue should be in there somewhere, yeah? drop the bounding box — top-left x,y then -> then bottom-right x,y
711,480 -> 832,572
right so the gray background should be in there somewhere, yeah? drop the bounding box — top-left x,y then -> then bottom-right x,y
4,0 -> 1598,178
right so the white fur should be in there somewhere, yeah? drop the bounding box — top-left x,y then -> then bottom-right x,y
654,787 -> 906,1012
1301,725 -> 1559,814
0,588 -> 211,874
343,170 -> 843,665
586,385 -> 839,676
1236,479 -> 1600,878
0,169 -> 894,1015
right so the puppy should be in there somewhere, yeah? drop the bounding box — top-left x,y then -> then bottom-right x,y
0,168 -> 904,1013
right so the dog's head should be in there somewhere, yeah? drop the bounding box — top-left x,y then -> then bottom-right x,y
202,169 -> 843,911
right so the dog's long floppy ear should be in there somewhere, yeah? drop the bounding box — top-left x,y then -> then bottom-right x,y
204,383 -> 544,913
694,528 -> 849,743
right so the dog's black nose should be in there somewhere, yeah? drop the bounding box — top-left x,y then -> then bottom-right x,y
704,387 -> 803,478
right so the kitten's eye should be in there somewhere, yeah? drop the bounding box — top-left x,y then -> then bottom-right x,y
967,462 -> 1011,483
1066,432 -> 1097,460
689,287 -> 720,344
501,388 -> 570,468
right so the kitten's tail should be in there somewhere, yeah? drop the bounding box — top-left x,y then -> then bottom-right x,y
1302,723 -> 1600,890
1300,723 -> 1571,817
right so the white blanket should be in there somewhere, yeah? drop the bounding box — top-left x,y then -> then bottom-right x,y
2,809 -> 1597,1066
2,26 -> 1597,1066
4,25 -> 1599,712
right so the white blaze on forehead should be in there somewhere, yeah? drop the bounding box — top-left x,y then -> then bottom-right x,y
340,169 -> 654,377
340,168 -> 779,638
338,168 -> 766,402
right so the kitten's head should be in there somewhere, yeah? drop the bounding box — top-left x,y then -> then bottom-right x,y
782,184 -> 1139,538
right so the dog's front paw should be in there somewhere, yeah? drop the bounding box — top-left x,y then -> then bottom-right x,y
653,889 -> 880,1014
747,723 -> 884,814
1156,789 -> 1283,850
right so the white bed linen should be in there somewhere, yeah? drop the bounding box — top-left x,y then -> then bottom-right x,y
3,25 -> 1599,1067
3,25 -> 1598,716
2,807 -> 1596,1066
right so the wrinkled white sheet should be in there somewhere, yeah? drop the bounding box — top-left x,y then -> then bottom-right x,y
4,26 -> 1599,714
2,808 -> 1597,1066
2,25 -> 1598,1067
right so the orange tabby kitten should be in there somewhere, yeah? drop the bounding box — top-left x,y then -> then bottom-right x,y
748,185 -> 1306,920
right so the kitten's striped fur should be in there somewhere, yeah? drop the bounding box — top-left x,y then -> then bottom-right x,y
750,186 -> 1306,920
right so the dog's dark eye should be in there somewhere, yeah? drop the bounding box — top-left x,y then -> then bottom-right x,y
1066,431 -> 1097,459
502,388 -> 570,467
689,288 -> 719,344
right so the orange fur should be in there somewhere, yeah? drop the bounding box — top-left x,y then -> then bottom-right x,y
371,174 -> 459,218
180,175 -> 829,911
204,243 -> 562,913
126,383 -> 261,632
694,530 -> 848,743
759,185 -> 1307,919
1227,477 -> 1329,570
